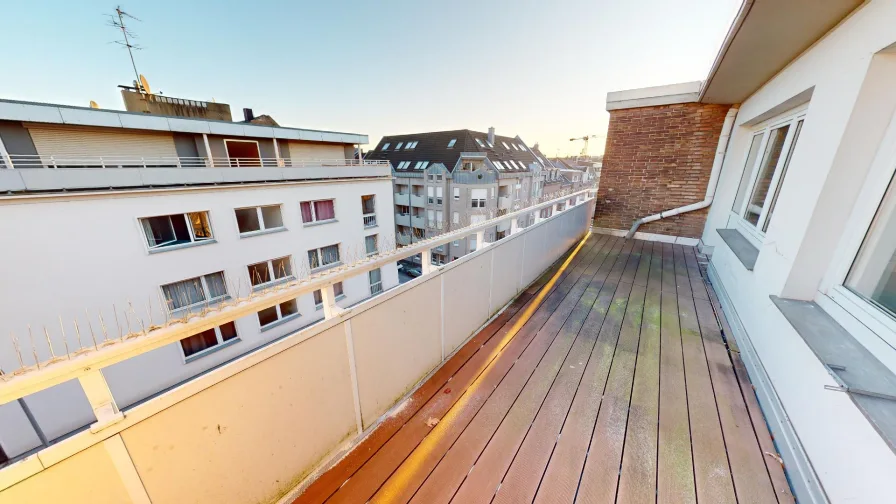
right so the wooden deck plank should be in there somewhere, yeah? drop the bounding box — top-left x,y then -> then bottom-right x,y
370,238 -> 623,504
530,241 -> 650,504
677,287 -> 736,504
672,245 -> 693,300
693,296 -> 780,504
320,236 -> 611,504
496,243 -> 647,504
574,281 -> 646,504
616,241 -> 663,504
657,242 -> 696,504
435,240 -> 636,504
683,246 -> 709,301
297,236 -> 594,504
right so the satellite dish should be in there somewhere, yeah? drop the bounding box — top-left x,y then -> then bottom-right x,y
89,101 -> 99,109
139,74 -> 151,95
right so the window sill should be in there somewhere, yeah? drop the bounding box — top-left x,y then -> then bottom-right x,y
251,276 -> 296,292
716,229 -> 758,271
315,294 -> 346,311
183,337 -> 241,364
303,219 -> 338,228
259,312 -> 302,333
239,227 -> 288,239
148,239 -> 217,255
311,262 -> 343,274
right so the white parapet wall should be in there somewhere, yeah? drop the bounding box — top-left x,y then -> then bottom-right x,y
0,193 -> 593,504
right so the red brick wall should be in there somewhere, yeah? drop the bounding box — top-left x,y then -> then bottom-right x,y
595,102 -> 731,238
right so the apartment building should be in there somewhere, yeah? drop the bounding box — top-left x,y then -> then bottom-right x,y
367,128 -> 551,262
597,0 -> 896,501
0,93 -> 398,460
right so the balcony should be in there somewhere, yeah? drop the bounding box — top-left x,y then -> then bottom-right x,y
498,195 -> 512,209
409,194 -> 425,207
0,189 -> 787,504
411,215 -> 426,229
0,155 -> 391,193
362,213 -> 377,228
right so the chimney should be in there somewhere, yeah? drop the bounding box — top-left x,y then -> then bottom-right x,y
488,127 -> 495,145
243,108 -> 255,122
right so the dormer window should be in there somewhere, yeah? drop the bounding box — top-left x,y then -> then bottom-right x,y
447,138 -> 457,148
382,143 -> 391,151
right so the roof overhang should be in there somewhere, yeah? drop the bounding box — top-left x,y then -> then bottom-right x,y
699,0 -> 864,104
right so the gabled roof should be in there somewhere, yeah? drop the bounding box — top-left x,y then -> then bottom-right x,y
367,129 -> 538,173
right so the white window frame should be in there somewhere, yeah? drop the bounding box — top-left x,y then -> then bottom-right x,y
300,199 -> 337,225
234,204 -> 285,236
728,105 -> 807,247
139,211 -> 214,252
365,234 -> 378,256
369,268 -> 383,295
248,256 -> 295,290
179,321 -> 240,362
161,271 -> 230,314
308,244 -> 341,271
257,299 -> 301,330
314,282 -> 345,310
453,187 -> 460,200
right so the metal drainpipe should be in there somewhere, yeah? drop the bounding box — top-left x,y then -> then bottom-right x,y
624,106 -> 739,239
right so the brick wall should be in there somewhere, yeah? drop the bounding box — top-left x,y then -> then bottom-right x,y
595,102 -> 731,238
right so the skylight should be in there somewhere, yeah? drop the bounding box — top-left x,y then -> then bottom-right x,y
494,161 -> 505,170
517,144 -> 526,150
447,138 -> 457,148
382,143 -> 391,151
502,141 -> 511,149
486,140 -> 494,148
405,141 -> 418,150
420,161 -> 430,169
475,138 -> 485,147
396,142 -> 404,150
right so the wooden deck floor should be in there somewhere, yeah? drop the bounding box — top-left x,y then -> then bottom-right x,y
294,235 -> 795,504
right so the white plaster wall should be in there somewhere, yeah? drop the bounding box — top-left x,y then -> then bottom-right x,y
0,178 -> 397,455
701,1 -> 896,500
287,141 -> 345,160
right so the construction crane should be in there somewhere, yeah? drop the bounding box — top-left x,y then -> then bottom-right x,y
570,135 -> 600,157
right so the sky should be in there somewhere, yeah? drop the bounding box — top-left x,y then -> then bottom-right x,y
0,0 -> 740,157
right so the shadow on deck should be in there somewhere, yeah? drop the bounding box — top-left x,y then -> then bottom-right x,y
292,235 -> 795,504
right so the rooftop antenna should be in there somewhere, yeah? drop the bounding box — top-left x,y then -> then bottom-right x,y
108,6 -> 145,94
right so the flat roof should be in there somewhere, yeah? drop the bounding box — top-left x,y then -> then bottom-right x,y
0,98 -> 368,145
606,81 -> 702,111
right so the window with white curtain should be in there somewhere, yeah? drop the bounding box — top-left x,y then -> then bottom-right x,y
365,234 -> 378,255
369,268 -> 383,295
141,211 -> 213,250
162,272 -> 229,312
308,244 -> 341,270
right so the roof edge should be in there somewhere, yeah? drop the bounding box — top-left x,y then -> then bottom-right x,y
697,0 -> 754,102
606,81 -> 702,111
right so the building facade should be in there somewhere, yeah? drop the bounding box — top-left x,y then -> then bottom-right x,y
0,97 -> 398,459
600,1 -> 896,502
368,128 -> 567,262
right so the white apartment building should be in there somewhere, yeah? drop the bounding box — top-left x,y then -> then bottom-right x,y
0,96 -> 398,462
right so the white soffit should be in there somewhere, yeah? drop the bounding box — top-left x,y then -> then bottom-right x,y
606,81 -> 702,111
700,0 -> 864,104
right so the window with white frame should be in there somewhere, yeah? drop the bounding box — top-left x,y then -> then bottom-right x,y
436,187 -> 443,204
447,138 -> 457,148
257,299 -> 300,328
300,199 -> 336,224
248,256 -> 293,288
846,172 -> 896,318
453,187 -> 460,200
235,205 -> 284,235
365,234 -> 378,255
141,211 -> 213,250
471,188 -> 487,208
308,244 -> 341,270
427,186 -> 435,203
428,209 -> 435,227
314,282 -> 344,309
369,268 -> 383,295
731,110 -> 805,235
162,271 -> 229,312
436,210 -> 443,229
453,211 -> 459,224
180,321 -> 239,359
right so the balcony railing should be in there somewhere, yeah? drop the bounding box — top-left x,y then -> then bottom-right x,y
362,213 -> 377,228
0,186 -> 596,503
2,154 -> 390,169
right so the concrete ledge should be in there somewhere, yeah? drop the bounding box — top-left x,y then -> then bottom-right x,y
717,228 -> 759,270
592,226 -> 700,246
606,81 -> 702,111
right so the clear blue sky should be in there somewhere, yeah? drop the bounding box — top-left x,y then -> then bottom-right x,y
0,0 -> 740,156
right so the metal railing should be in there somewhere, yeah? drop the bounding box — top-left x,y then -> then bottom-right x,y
2,154 -> 390,169
362,213 -> 377,228
0,186 -> 596,436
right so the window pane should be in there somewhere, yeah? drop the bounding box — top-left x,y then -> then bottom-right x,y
369,268 -> 382,284
235,208 -> 261,233
763,120 -> 803,232
320,244 -> 340,265
308,250 -> 320,269
257,306 -> 279,326
847,172 -> 896,317
248,262 -> 271,286
300,202 -> 314,223
188,212 -> 212,240
279,299 -> 298,317
171,215 -> 192,243
334,282 -> 344,297
180,328 -> 218,357
163,278 -> 205,310
203,272 -> 228,300
365,235 -> 378,255
271,257 -> 292,279
745,125 -> 790,226
142,216 -> 175,247
313,289 -> 323,305
219,322 -> 238,342
261,205 -> 283,229
315,200 -> 335,221
361,195 -> 376,214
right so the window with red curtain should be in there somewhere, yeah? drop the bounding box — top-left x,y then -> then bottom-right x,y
300,199 -> 335,223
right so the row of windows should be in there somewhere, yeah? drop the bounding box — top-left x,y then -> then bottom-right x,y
383,137 -> 527,153
140,196 -> 375,252
179,267 -> 384,359
381,140 -> 419,152
395,160 -> 430,170
494,159 -> 528,171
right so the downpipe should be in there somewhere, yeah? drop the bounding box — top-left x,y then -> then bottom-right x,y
625,106 -> 739,239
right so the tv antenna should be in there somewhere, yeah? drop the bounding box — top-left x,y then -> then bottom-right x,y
108,6 -> 145,94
